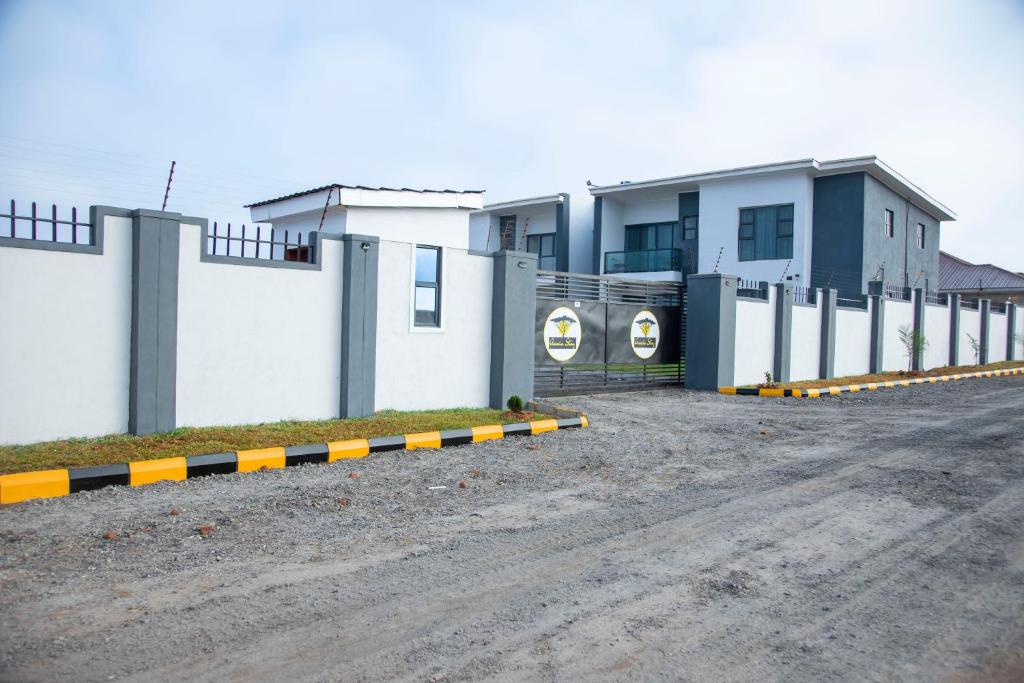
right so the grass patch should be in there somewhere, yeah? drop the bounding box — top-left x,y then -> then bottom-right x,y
744,360 -> 1024,390
0,408 -> 536,475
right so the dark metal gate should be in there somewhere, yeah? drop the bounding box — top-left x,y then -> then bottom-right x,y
534,270 -> 686,396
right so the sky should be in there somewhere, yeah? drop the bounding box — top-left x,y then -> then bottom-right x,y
0,0 -> 1022,267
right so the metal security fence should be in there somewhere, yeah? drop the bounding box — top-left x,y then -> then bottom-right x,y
737,278 -> 767,300
792,286 -> 817,305
1,200 -> 93,245
837,295 -> 868,309
960,298 -> 980,311
924,290 -> 948,305
207,222 -> 316,264
534,270 -> 685,396
883,283 -> 912,301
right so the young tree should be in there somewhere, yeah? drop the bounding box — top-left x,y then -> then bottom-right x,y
966,333 -> 981,365
897,324 -> 928,372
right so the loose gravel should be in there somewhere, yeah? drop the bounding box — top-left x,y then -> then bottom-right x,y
2,376 -> 1023,681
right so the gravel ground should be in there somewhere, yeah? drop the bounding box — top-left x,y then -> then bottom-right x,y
2,376 -> 1023,682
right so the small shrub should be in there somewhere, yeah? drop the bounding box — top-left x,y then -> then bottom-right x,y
758,371 -> 778,389
966,333 -> 981,364
897,324 -> 928,372
506,395 -> 524,412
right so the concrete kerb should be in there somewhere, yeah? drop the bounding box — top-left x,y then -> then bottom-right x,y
718,366 -> 1023,398
0,417 -> 590,505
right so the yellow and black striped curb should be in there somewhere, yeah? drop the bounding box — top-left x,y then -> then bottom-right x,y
0,416 -> 589,505
720,366 -> 1023,398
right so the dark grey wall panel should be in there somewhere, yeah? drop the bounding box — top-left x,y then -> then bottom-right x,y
811,173 -> 865,298
490,251 -> 538,407
129,210 -> 180,435
340,234 -> 379,418
685,273 -> 737,390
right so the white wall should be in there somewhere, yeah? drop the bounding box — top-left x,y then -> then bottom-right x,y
176,223 -> 343,428
881,299 -> 915,372
734,289 -> 776,386
621,198 -> 676,225
989,312 -> 1008,363
346,207 -> 473,250
790,301 -> 821,381
698,172 -> 814,286
1015,308 -> 1024,360
922,303 -> 950,369
0,215 -> 132,444
959,308 -> 982,364
834,301 -> 872,378
374,241 -> 493,411
598,198 -> 625,269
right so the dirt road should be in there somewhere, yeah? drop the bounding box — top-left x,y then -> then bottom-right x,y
2,377 -> 1024,681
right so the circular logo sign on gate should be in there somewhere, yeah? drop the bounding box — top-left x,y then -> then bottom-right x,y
544,306 -> 582,362
630,310 -> 660,360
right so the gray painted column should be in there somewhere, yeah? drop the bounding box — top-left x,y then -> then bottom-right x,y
979,299 -> 991,365
912,288 -> 925,371
819,288 -> 837,379
339,234 -> 379,418
591,197 -> 603,275
489,251 -> 538,408
1008,304 -> 1017,361
685,273 -> 737,390
555,193 -> 570,272
868,282 -> 885,374
773,283 -> 793,383
948,294 -> 961,366
129,209 -> 181,435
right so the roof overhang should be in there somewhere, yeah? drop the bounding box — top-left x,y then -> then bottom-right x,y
589,156 -> 956,222
472,193 -> 566,215
248,185 -> 484,223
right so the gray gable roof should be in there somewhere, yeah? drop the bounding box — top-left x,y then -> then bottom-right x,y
939,251 -> 1024,292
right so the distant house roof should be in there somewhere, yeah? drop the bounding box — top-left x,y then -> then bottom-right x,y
939,251 -> 1024,293
245,184 -> 484,208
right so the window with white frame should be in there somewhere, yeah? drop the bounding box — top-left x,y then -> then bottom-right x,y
414,245 -> 441,327
916,222 -> 925,249
884,209 -> 894,238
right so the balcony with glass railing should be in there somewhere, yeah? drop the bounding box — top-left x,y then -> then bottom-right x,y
603,248 -> 685,275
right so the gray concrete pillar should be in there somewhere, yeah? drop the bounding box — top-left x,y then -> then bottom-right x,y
489,251 -> 538,408
554,193 -> 570,272
949,294 -> 961,366
1008,304 -> 1017,361
912,288 -> 925,371
979,299 -> 991,365
340,234 -> 379,418
869,288 -> 884,374
685,273 -> 738,390
129,209 -> 180,435
773,283 -> 793,383
819,288 -> 837,379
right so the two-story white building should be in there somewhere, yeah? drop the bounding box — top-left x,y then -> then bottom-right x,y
471,157 -> 956,297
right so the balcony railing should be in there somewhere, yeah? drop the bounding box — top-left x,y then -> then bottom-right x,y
604,248 -> 684,275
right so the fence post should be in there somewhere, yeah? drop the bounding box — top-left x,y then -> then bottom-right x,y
948,294 -> 961,366
1008,303 -> 1017,361
685,273 -> 737,390
979,299 -> 991,365
339,234 -> 380,418
489,250 -> 537,409
773,283 -> 793,383
819,288 -> 837,379
912,287 -> 925,371
129,209 -> 181,435
868,281 -> 884,373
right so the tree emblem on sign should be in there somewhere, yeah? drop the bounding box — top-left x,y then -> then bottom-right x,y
636,316 -> 656,337
553,315 -> 575,337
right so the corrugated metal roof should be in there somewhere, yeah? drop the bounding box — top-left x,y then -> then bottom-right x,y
939,251 -> 1024,292
245,184 -> 484,208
